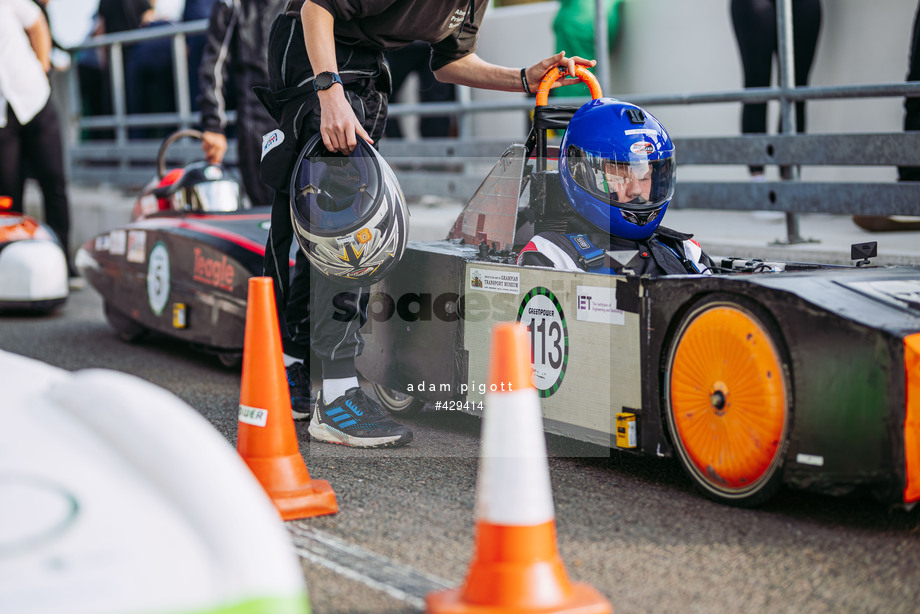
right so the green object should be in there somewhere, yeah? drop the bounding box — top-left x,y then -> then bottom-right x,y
175,594 -> 311,614
552,0 -> 622,98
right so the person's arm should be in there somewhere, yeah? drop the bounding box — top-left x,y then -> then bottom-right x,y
198,0 -> 235,164
25,11 -> 52,73
434,51 -> 594,94
140,0 -> 157,25
301,0 -> 371,154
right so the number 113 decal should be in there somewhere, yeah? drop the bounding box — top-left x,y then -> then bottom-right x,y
517,287 -> 569,397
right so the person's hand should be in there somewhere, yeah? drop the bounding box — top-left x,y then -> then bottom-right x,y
524,51 -> 596,93
201,131 -> 228,165
318,87 -> 373,154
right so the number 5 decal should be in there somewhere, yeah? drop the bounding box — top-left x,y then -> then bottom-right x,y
517,287 -> 569,397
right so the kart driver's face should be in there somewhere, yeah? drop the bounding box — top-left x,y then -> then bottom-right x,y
603,161 -> 651,204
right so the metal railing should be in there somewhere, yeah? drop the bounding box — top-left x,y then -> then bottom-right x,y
61,0 -> 920,244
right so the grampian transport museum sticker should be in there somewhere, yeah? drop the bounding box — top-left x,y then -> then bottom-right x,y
517,286 -> 568,397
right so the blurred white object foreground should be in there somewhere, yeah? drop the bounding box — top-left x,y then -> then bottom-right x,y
0,350 -> 310,614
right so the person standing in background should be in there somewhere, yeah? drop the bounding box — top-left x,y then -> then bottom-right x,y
853,0 -> 920,232
901,0 -> 920,184
552,0 -> 622,99
384,41 -> 457,139
95,0 -> 174,138
0,0 -> 79,282
197,0 -> 282,208
183,0 -> 217,111
198,0 -> 310,416
730,0 -> 822,179
95,0 -> 154,34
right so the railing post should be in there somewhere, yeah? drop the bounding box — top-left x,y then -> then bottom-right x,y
458,85 -> 473,139
593,0 -> 611,96
109,41 -> 129,160
775,0 -> 814,244
65,60 -> 82,179
172,33 -> 192,131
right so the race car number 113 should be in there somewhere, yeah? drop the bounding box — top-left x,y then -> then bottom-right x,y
517,287 -> 569,397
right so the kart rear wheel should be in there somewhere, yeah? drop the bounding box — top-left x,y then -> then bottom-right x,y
664,294 -> 791,507
104,302 -> 147,343
371,382 -> 427,416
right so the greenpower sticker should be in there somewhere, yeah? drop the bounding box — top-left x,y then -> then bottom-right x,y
147,241 -> 170,316
517,287 -> 568,397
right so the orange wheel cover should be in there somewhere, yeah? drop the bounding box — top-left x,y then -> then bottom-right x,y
669,306 -> 787,489
535,65 -> 603,107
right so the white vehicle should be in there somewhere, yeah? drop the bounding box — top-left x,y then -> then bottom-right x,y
0,207 -> 68,313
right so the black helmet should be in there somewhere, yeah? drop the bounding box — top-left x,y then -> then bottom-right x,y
155,162 -> 242,213
289,134 -> 409,286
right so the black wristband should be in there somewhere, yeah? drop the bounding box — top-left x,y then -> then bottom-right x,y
520,68 -> 531,95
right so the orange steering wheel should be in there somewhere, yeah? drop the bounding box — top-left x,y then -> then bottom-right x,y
535,65 -> 603,107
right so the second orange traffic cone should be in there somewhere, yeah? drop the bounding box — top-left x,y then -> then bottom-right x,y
237,276 -> 338,520
427,322 -> 612,614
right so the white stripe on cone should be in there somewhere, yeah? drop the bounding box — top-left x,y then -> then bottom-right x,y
475,388 -> 555,526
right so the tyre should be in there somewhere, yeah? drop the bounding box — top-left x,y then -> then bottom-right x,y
663,293 -> 791,507
104,302 -> 147,343
371,382 -> 427,416
217,352 -> 242,369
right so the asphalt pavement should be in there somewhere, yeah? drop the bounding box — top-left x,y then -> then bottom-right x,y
3,287 -> 920,614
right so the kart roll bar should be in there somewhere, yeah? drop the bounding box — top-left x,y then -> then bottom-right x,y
528,66 -> 603,173
523,67 -> 603,234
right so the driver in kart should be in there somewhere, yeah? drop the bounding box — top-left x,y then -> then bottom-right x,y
518,99 -> 713,276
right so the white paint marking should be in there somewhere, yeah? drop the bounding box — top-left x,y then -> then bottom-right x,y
287,524 -> 454,610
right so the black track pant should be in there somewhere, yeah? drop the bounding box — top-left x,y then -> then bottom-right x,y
731,0 -> 822,173
261,15 -> 389,379
901,1 -> 920,181
0,100 -> 72,267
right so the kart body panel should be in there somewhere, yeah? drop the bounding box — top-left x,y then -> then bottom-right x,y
0,212 -> 68,312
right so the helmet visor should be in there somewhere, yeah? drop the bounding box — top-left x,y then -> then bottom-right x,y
293,147 -> 381,235
188,180 -> 240,212
565,144 -> 675,211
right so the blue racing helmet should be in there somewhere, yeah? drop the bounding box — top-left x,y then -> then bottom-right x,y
559,99 -> 676,240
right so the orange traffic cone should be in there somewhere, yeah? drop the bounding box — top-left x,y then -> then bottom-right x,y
237,276 -> 338,520
427,322 -> 612,614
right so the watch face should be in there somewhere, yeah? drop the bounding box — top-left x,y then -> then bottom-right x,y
315,72 -> 337,90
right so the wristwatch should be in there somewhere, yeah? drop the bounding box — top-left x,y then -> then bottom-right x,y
313,71 -> 343,92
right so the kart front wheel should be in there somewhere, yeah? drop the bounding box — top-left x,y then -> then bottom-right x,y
664,294 -> 791,507
104,302 -> 147,343
372,382 -> 427,417
217,352 -> 242,369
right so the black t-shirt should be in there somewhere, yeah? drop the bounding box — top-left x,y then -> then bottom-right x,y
97,0 -> 152,33
285,0 -> 487,71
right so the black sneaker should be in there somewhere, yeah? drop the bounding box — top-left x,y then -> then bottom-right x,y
286,362 -> 315,420
309,387 -> 413,448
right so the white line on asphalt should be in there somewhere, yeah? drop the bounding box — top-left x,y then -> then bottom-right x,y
287,523 -> 455,610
